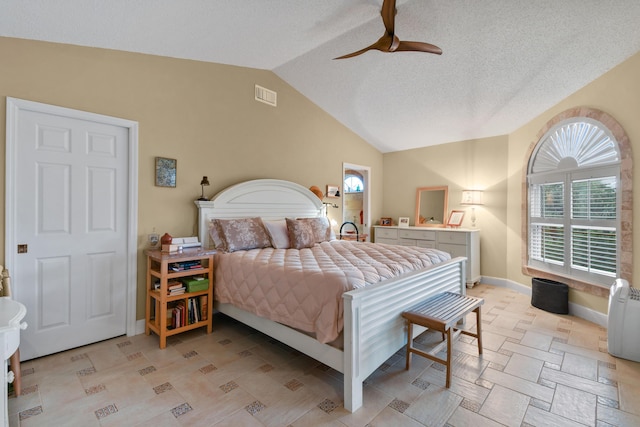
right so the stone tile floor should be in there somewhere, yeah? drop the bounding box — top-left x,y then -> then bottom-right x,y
8,284 -> 640,426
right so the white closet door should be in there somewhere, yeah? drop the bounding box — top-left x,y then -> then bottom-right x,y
8,99 -> 135,360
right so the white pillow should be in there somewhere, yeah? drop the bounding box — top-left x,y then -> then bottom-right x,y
263,219 -> 290,249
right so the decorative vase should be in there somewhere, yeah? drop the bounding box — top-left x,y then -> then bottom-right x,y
160,233 -> 172,245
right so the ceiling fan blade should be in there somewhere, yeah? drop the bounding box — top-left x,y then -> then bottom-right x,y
334,0 -> 443,59
334,46 -> 375,60
334,34 -> 394,59
395,40 -> 443,55
381,0 -> 396,35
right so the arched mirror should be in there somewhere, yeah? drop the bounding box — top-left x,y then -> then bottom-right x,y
415,186 -> 448,227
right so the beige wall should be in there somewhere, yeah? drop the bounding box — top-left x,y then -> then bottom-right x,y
0,37 -> 384,318
506,52 -> 640,314
382,136 -> 509,280
3,37 -> 639,320
384,51 -> 640,314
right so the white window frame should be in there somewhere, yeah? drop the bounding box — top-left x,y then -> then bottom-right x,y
526,117 -> 623,288
528,165 -> 620,286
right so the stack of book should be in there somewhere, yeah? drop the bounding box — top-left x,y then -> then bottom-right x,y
169,261 -> 202,271
167,281 -> 186,295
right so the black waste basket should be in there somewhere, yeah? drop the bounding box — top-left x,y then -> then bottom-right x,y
531,278 -> 568,314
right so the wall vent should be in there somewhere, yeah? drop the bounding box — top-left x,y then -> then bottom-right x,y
255,84 -> 277,107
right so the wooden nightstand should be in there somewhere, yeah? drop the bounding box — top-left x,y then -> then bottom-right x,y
145,248 -> 215,348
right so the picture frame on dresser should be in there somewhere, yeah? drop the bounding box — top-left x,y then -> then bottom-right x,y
380,217 -> 392,226
447,210 -> 465,227
398,217 -> 410,227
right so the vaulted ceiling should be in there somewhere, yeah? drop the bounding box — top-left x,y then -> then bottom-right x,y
3,1 -> 640,152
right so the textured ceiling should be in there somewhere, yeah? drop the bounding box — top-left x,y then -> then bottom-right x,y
3,0 -> 640,152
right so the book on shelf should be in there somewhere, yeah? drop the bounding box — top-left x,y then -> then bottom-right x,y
167,281 -> 182,290
166,295 -> 208,329
182,302 -> 187,325
170,303 -> 180,329
186,295 -> 208,324
171,302 -> 187,328
189,298 -> 198,324
200,295 -> 208,321
167,280 -> 185,295
169,260 -> 203,271
174,260 -> 200,266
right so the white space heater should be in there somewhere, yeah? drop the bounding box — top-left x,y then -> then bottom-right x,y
607,279 -> 640,362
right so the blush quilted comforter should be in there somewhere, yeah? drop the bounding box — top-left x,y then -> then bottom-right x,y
214,240 -> 451,343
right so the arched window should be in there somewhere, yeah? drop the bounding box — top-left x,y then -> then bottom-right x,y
524,108 -> 632,291
344,173 -> 364,193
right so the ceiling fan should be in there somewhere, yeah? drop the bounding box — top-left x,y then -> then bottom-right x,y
334,0 -> 442,59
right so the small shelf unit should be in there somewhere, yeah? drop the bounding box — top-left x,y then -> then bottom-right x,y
145,247 -> 215,348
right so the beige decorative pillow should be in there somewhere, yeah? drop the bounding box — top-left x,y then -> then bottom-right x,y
208,219 -> 227,251
286,218 -> 316,249
297,217 -> 333,243
216,217 -> 272,252
263,219 -> 291,249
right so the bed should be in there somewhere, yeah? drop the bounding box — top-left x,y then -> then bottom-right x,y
195,179 -> 467,412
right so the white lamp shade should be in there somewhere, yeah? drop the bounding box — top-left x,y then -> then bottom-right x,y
461,190 -> 484,205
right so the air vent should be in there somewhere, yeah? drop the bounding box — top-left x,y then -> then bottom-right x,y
255,85 -> 277,107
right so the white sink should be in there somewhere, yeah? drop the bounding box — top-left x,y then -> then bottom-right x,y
0,297 -> 27,360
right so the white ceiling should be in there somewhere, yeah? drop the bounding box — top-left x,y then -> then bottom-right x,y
3,0 -> 640,153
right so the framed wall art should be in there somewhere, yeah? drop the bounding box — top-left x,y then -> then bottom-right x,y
326,185 -> 340,198
446,210 -> 465,227
155,157 -> 177,187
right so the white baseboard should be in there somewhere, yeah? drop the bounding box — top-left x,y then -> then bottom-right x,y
480,276 -> 532,296
480,276 -> 607,328
132,319 -> 146,336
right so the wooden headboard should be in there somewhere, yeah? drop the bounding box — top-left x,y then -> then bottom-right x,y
195,179 -> 323,248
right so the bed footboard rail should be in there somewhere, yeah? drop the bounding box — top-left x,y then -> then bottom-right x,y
342,256 -> 466,412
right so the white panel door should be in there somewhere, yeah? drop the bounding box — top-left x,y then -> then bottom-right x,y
10,103 -> 132,360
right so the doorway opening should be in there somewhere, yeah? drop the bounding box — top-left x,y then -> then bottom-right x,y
342,163 -> 371,241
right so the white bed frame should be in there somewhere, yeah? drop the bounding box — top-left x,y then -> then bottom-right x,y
195,179 -> 466,412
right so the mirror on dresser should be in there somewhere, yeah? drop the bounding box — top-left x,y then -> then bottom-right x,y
415,186 -> 448,227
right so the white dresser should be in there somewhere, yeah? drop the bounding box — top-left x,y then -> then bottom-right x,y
373,226 -> 481,286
